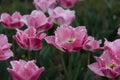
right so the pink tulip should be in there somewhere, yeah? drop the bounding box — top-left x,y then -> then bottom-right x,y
0,12 -> 24,29
13,27 -> 46,51
7,60 -> 45,80
104,39 -> 120,61
45,25 -> 87,53
0,34 -> 13,60
83,36 -> 102,52
22,10 -> 53,32
117,28 -> 120,36
88,51 -> 120,78
48,7 -> 75,25
57,0 -> 78,8
33,0 -> 56,12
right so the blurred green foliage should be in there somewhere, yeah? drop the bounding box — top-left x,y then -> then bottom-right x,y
0,0 -> 120,80
0,0 -> 34,14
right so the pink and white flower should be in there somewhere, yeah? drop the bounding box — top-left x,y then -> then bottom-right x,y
83,36 -> 102,52
88,39 -> 120,78
33,0 -> 56,12
117,28 -> 120,36
48,7 -> 75,25
13,27 -> 46,51
0,12 -> 24,29
57,0 -> 78,8
7,60 -> 45,80
0,34 -> 13,60
45,25 -> 87,53
22,10 -> 53,32
88,51 -> 120,78
104,39 -> 120,61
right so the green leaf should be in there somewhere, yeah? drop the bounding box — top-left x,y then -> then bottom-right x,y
84,69 -> 95,80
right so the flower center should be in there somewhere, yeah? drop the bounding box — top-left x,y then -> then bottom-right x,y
67,38 -> 74,43
108,64 -> 114,69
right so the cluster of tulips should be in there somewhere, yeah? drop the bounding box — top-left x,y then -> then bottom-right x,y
0,0 -> 120,80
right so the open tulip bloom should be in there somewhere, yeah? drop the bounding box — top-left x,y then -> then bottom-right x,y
13,27 -> 46,51
7,60 -> 45,80
0,11 -> 24,29
104,39 -> 120,61
48,7 -> 75,25
33,0 -> 57,12
83,36 -> 102,52
88,51 -> 120,78
88,39 -> 120,78
45,25 -> 87,53
22,10 -> 53,32
0,34 -> 13,60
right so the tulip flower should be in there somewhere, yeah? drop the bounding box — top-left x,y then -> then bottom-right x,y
104,39 -> 120,61
48,7 -> 75,25
88,51 -> 120,78
13,27 -> 46,51
0,12 -> 24,29
57,0 -> 78,8
33,0 -> 56,12
22,10 -> 53,32
45,25 -> 87,53
0,34 -> 13,60
83,36 -> 102,52
117,27 -> 120,36
7,59 -> 45,80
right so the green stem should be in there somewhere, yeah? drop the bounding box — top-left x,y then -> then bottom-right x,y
88,53 -> 90,65
73,60 -> 80,80
12,40 -> 17,57
61,53 -> 67,77
35,51 -> 37,60
67,54 -> 73,80
27,50 -> 31,60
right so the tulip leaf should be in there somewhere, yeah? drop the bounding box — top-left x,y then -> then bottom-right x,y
84,69 -> 95,80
